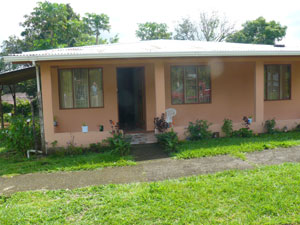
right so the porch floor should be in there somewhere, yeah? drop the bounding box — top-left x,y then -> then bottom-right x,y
125,132 -> 157,145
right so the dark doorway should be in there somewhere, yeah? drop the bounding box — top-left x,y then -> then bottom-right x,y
117,67 -> 146,131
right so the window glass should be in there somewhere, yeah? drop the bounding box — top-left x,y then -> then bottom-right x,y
73,69 -> 89,108
59,69 -> 73,108
171,67 -> 184,104
265,65 -> 291,100
171,65 -> 211,104
198,66 -> 211,103
89,69 -> 104,107
184,66 -> 198,103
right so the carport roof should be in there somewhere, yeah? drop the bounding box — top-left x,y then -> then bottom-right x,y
0,66 -> 35,85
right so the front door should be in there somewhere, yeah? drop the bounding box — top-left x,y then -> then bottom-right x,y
117,67 -> 146,131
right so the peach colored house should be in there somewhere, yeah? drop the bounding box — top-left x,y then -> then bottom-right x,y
4,40 -> 300,148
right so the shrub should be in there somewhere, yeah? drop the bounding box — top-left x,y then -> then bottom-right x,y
232,128 -> 254,138
186,120 -> 212,141
104,133 -> 131,156
1,102 -> 13,114
221,119 -> 233,137
264,119 -> 276,134
156,130 -> 179,153
16,99 -> 31,116
0,115 -> 40,156
154,113 -> 169,133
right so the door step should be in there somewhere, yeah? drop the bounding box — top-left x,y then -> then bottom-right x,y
125,132 -> 157,145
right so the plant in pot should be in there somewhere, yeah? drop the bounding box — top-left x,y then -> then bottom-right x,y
82,123 -> 88,133
53,116 -> 58,127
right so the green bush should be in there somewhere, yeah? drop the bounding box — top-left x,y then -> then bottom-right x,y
186,120 -> 212,141
156,130 -> 179,153
221,119 -> 233,137
232,128 -> 254,138
0,115 -> 40,156
264,119 -> 276,134
1,102 -> 13,114
16,99 -> 31,116
104,133 -> 131,156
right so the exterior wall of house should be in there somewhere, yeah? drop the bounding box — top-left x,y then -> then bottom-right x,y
39,57 -> 300,147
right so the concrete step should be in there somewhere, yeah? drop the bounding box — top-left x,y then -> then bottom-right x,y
125,132 -> 157,145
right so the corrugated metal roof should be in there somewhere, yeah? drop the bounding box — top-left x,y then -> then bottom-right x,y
4,40 -> 300,63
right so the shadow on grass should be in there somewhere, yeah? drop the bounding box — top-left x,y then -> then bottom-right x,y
0,149 -> 135,177
175,131 -> 300,159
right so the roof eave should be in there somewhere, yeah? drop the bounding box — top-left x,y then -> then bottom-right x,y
4,51 -> 300,63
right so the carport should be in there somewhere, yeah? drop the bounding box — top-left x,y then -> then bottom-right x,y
0,66 -> 45,152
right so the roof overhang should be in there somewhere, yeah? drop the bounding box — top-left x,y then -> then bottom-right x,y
4,50 -> 300,63
0,67 -> 36,85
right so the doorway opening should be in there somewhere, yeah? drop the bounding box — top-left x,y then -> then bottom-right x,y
117,67 -> 146,131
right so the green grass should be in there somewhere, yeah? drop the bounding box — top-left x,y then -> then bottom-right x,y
174,131 -> 300,159
0,148 -> 135,177
1,163 -> 300,224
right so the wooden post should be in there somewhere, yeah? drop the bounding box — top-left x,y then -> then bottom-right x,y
0,85 -> 3,129
30,97 -> 38,150
8,85 -> 16,115
34,63 -> 46,154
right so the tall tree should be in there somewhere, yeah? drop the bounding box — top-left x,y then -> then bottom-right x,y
20,1 -> 88,49
83,13 -> 110,45
173,12 -> 234,42
136,22 -> 172,40
173,18 -> 197,40
226,17 -> 287,45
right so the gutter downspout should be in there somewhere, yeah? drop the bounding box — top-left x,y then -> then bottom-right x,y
33,61 -> 46,154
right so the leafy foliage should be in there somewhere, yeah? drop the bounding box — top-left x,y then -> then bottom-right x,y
154,113 -> 169,133
173,11 -> 234,41
173,18 -> 197,40
226,17 -> 287,45
232,128 -> 254,138
221,118 -> 233,137
156,130 -> 179,153
0,115 -> 40,156
264,119 -> 276,134
83,13 -> 111,45
104,133 -> 131,156
186,120 -> 212,140
136,22 -> 172,40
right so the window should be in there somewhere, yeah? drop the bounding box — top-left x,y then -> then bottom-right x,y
171,65 -> 211,104
264,65 -> 291,100
59,68 -> 103,109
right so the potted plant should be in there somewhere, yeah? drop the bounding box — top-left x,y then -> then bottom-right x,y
53,116 -> 58,127
82,123 -> 88,133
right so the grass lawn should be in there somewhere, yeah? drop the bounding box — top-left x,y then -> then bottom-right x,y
1,163 -> 300,224
0,147 -> 135,177
174,131 -> 300,159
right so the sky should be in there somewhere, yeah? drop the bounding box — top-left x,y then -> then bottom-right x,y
0,0 -> 300,46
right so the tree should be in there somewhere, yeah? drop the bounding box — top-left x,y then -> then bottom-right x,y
173,18 -> 197,40
136,22 -> 172,40
226,17 -> 287,45
173,12 -> 234,42
83,13 -> 110,45
20,1 -> 88,50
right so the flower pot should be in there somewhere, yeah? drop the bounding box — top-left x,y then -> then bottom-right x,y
53,121 -> 58,127
248,118 -> 252,124
82,126 -> 88,133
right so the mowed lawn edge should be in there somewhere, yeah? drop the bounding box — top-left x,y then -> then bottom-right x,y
174,131 -> 300,159
0,150 -> 136,177
1,163 -> 300,224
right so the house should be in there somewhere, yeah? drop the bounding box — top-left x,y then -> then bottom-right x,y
3,40 -> 300,147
